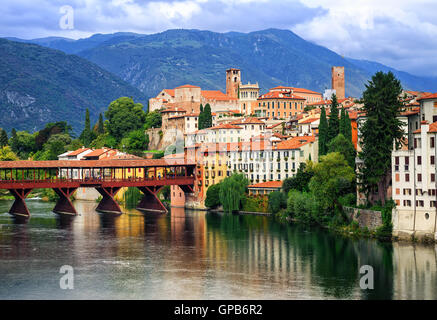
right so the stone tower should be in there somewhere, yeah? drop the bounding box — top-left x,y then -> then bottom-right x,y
331,66 -> 345,100
226,68 -> 241,99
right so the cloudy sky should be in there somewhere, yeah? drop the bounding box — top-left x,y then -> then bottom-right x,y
1,0 -> 436,76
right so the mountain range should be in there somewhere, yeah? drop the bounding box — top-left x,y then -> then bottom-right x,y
3,28 -> 437,132
0,38 -> 147,133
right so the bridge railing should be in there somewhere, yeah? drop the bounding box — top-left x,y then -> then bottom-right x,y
0,175 -> 195,185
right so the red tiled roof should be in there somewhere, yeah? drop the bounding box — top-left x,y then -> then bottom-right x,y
258,91 -> 306,100
67,148 -> 89,156
299,117 -> 319,124
417,93 -> 437,101
231,117 -> 265,125
267,122 -> 283,129
201,90 -> 237,101
248,181 -> 283,189
175,84 -> 200,89
0,159 -> 195,169
163,89 -> 175,97
161,107 -> 186,113
84,149 -> 114,158
270,86 -> 321,95
208,123 -> 242,130
414,121 -> 437,134
276,136 -> 316,150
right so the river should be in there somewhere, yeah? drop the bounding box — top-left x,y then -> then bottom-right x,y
0,199 -> 436,300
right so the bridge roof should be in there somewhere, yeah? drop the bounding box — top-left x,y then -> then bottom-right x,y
0,159 -> 195,169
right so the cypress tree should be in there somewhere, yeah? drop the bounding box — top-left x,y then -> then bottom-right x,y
339,107 -> 346,137
80,108 -> 93,147
0,129 -> 8,147
345,111 -> 353,143
198,104 -> 204,130
203,104 -> 212,129
318,107 -> 329,158
97,113 -> 104,135
359,71 -> 404,205
327,94 -> 340,142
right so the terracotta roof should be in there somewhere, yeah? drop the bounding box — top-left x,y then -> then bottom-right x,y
248,181 -> 283,189
0,159 -> 195,169
258,91 -> 306,100
83,149 -> 114,158
299,117 -> 319,124
105,154 -> 143,160
163,89 -> 175,97
161,107 -> 186,113
67,148 -> 90,156
201,90 -> 237,101
270,86 -> 321,95
400,107 -> 420,116
175,84 -> 200,89
267,122 -> 283,129
417,93 -> 437,101
275,136 -> 316,150
208,123 -> 242,130
414,121 -> 437,134
231,117 -> 265,125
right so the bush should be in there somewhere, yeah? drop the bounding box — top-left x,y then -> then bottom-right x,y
241,195 -> 268,213
205,184 -> 221,208
268,191 -> 287,214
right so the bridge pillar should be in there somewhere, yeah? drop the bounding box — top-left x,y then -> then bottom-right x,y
95,187 -> 122,214
53,188 -> 77,215
8,188 -> 33,218
137,186 -> 167,214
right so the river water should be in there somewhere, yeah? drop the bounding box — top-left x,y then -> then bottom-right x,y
0,199 -> 436,300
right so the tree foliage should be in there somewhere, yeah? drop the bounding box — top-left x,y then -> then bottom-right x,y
105,97 -> 146,142
205,183 -> 221,208
0,146 -> 18,161
79,108 -> 96,147
282,162 -> 314,194
309,152 -> 355,213
318,107 -> 329,158
199,103 -> 212,130
359,71 -> 404,205
219,173 -> 249,213
328,134 -> 356,169
268,191 -> 287,214
0,129 -> 8,147
144,111 -> 162,129
327,94 -> 340,142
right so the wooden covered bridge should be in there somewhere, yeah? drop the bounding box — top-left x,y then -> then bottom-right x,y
0,159 -> 195,218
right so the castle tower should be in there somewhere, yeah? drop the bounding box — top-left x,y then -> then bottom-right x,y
332,66 -> 345,100
226,68 -> 241,99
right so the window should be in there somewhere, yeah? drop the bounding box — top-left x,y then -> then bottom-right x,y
431,156 -> 435,165
432,174 -> 435,182
417,156 -> 422,165
418,173 -> 422,182
405,173 -> 409,182
431,137 -> 435,148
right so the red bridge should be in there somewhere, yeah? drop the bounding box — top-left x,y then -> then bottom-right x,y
0,159 -> 195,218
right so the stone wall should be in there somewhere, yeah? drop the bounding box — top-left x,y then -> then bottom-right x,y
146,128 -> 164,151
343,206 -> 383,231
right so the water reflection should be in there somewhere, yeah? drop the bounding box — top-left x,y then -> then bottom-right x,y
0,199 -> 436,299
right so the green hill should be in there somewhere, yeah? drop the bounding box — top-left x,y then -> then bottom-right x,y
27,28 -> 437,98
0,38 -> 147,133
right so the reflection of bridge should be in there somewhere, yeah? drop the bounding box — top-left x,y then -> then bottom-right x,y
0,159 -> 195,218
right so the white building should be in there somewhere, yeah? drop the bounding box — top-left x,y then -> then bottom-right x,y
392,93 -> 437,241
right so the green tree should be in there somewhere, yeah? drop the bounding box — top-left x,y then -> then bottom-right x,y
198,104 -> 204,130
45,134 -> 72,160
105,97 -> 146,141
309,152 -> 355,214
219,173 -> 249,213
35,121 -> 72,150
327,94 -> 340,142
339,107 -> 346,137
359,71 -> 404,205
268,191 -> 287,214
344,112 -> 353,143
0,129 -> 8,147
80,109 -> 96,147
282,162 -> 314,194
123,130 -> 149,156
97,113 -> 105,135
9,131 -> 37,159
328,134 -> 356,169
318,107 -> 329,158
144,111 -> 162,129
202,104 -> 212,129
205,183 -> 221,208
0,146 -> 18,161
